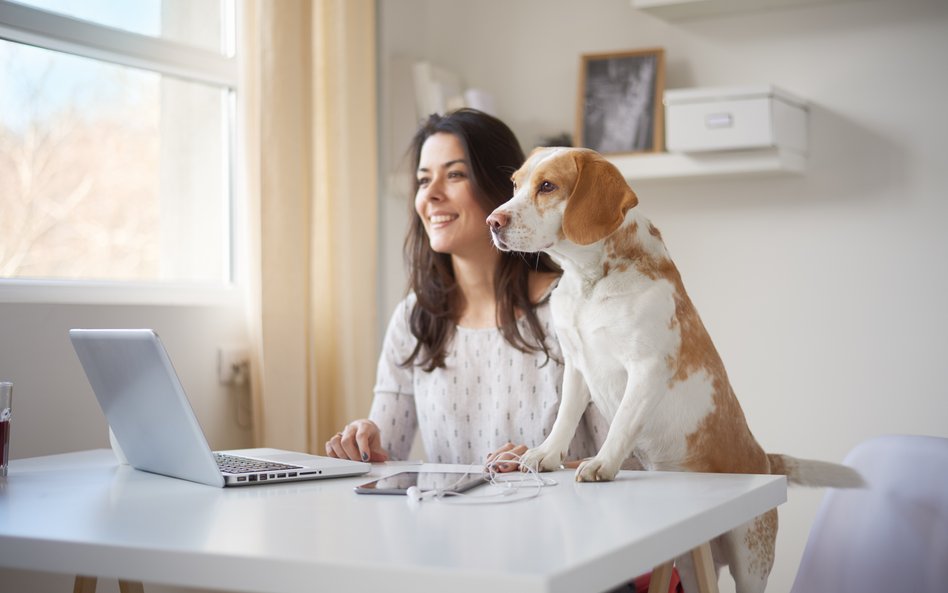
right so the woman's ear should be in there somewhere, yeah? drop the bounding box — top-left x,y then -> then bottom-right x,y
562,153 -> 638,245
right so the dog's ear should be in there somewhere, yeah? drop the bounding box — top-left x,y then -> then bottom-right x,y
562,151 -> 639,245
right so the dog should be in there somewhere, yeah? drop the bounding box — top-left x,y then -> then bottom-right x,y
486,147 -> 863,593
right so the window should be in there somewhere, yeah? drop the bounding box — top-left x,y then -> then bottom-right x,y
0,0 -> 237,294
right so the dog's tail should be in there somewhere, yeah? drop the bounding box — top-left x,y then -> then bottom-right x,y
767,453 -> 865,488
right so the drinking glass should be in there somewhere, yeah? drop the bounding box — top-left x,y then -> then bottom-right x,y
0,382 -> 12,477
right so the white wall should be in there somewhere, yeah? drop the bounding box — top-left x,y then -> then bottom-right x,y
377,0 -> 948,591
0,297 -> 251,593
0,299 -> 252,458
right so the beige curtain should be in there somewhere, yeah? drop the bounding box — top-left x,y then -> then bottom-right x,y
241,0 -> 378,452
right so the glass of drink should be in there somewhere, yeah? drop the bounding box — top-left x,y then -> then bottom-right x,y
1,382 -> 12,477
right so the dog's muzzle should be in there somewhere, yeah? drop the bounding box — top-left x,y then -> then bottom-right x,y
487,211 -> 511,251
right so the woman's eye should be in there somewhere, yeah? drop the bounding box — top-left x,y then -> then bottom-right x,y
417,177 -> 430,187
448,170 -> 465,179
538,181 -> 556,193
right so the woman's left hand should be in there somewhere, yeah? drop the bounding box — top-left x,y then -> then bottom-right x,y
485,442 -> 529,472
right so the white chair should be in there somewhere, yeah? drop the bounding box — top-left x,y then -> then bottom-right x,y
790,434 -> 948,593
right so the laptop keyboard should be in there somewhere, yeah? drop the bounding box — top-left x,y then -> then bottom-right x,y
215,453 -> 303,475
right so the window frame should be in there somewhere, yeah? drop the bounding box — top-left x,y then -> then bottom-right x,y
0,0 -> 241,305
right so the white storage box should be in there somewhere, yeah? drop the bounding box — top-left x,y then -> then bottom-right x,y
664,85 -> 807,154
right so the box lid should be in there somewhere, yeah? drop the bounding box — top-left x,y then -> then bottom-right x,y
664,84 -> 807,108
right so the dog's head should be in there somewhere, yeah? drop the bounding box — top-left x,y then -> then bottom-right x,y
487,147 -> 638,253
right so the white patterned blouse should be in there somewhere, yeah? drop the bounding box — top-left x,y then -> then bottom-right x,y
369,292 -> 613,464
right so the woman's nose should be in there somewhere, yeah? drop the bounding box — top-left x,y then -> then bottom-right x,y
419,178 -> 444,201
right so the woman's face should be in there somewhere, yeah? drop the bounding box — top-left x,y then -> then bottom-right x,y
414,132 -> 492,258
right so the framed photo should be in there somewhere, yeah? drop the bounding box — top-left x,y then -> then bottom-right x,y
576,48 -> 665,155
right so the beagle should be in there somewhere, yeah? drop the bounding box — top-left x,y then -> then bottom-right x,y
486,147 -> 863,593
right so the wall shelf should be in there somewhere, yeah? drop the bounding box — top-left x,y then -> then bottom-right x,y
394,151 -> 803,186
608,148 -> 805,181
630,0 -> 863,21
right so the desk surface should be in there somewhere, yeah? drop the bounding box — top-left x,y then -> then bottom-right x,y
0,450 -> 785,593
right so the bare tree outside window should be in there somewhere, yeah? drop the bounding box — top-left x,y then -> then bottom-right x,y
0,34 -> 230,284
0,41 -> 160,280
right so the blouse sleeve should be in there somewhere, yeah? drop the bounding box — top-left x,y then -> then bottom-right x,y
368,296 -> 418,461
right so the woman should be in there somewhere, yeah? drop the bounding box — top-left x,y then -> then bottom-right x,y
325,108 -> 612,468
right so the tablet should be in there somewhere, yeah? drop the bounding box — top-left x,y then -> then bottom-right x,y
354,471 -> 487,495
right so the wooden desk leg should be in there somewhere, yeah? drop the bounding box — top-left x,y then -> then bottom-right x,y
691,541 -> 720,593
119,580 -> 145,593
647,561 -> 674,593
73,576 -> 97,593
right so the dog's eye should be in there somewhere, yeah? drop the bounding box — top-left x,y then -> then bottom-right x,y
538,181 -> 557,193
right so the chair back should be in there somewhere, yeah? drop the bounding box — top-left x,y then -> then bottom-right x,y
790,434 -> 948,593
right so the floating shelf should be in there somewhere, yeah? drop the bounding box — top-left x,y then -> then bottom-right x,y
389,150 -> 805,189
630,0 -> 862,21
608,148 -> 805,182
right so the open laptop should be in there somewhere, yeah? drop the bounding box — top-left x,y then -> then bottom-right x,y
69,328 -> 370,487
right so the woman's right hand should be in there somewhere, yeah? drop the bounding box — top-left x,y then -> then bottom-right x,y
485,442 -> 529,472
324,419 -> 389,462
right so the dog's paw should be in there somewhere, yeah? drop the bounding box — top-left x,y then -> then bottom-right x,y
519,446 -> 565,473
575,456 -> 620,482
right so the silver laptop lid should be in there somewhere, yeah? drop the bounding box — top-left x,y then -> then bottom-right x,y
71,328 -> 229,487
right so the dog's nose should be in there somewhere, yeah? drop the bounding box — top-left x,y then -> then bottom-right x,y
486,211 -> 508,231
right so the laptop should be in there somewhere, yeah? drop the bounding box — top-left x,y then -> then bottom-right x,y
69,328 -> 370,487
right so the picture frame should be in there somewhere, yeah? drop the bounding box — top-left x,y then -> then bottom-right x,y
576,48 -> 665,155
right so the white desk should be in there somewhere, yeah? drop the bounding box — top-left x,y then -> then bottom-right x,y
0,450 -> 786,593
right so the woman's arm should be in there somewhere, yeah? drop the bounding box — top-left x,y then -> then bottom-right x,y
368,390 -> 418,461
325,297 -> 419,462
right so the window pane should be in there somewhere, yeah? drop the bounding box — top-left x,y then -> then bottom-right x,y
10,0 -> 233,55
0,40 -> 231,284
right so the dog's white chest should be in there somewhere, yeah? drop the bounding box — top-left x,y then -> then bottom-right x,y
552,293 -> 617,368
549,268 -> 720,469
553,272 -> 675,349
550,274 -> 678,412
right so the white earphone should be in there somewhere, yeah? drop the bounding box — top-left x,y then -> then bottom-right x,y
406,485 -> 439,503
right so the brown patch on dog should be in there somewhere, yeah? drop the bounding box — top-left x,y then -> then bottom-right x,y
744,510 -> 778,578
642,252 -> 771,475
562,151 -> 638,245
683,374 -> 769,475
603,222 -> 757,486
602,222 -> 637,275
666,271 -> 722,384
603,224 -> 726,392
602,222 -> 676,279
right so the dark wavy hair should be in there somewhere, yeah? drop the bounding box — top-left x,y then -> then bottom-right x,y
402,108 -> 559,371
